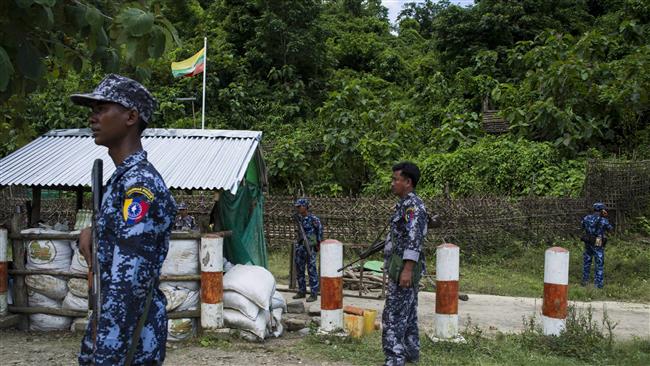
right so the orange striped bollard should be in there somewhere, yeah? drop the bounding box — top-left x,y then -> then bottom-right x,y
435,243 -> 459,339
321,239 -> 343,332
542,246 -> 569,336
200,233 -> 224,330
0,228 -> 7,316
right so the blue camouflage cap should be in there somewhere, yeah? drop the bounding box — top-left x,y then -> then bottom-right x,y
294,198 -> 309,208
593,202 -> 606,211
178,202 -> 187,210
70,74 -> 157,124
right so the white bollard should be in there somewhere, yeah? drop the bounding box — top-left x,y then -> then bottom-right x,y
320,239 -> 343,332
435,243 -> 460,339
542,246 -> 569,336
200,234 -> 224,330
0,228 -> 7,316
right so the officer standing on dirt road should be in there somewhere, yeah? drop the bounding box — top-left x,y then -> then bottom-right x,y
74,74 -> 177,365
382,162 -> 428,366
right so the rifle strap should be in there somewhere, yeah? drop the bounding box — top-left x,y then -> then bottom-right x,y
125,281 -> 155,366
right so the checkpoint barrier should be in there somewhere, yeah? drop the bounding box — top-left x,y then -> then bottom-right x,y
542,246 -> 569,336
320,239 -> 343,332
434,243 -> 459,339
200,233 -> 224,330
4,230 -> 230,332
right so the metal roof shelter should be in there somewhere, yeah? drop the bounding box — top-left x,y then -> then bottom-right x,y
0,128 -> 267,226
0,128 -> 266,194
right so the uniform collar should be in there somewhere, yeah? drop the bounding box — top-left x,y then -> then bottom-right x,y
108,150 -> 147,184
398,191 -> 416,205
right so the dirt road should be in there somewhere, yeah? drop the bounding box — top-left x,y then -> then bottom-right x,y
1,291 -> 647,365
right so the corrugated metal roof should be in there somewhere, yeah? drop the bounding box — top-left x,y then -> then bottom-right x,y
0,128 -> 265,194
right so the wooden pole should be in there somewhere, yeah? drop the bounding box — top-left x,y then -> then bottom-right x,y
30,187 -> 41,227
75,187 -> 84,210
11,207 -> 28,330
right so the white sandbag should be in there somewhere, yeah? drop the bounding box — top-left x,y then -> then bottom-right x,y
26,275 -> 68,300
68,278 -> 88,298
160,284 -> 190,312
223,258 -> 234,273
224,308 -> 270,340
70,317 -> 89,333
30,313 -> 72,331
28,290 -> 71,331
69,245 -> 89,274
23,228 -> 72,270
163,281 -> 200,291
269,307 -> 284,338
161,239 -> 199,276
271,290 -> 287,311
223,264 -> 275,309
62,292 -> 88,311
178,290 -> 199,311
223,290 -> 260,320
28,289 -> 60,308
167,318 -> 196,342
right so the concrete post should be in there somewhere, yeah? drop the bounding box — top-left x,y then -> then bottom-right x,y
200,234 -> 224,330
435,243 -> 459,339
321,239 -> 343,332
542,246 -> 569,336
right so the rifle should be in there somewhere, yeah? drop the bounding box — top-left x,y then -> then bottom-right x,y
89,159 -> 103,348
292,213 -> 313,257
337,213 -> 440,273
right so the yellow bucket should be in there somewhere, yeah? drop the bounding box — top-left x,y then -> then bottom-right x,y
363,309 -> 377,335
344,313 -> 364,338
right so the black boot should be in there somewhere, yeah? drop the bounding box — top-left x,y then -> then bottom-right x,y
292,292 -> 306,299
306,293 -> 318,302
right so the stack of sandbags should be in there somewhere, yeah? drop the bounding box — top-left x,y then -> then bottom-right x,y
160,239 -> 200,341
23,228 -> 73,331
64,241 -> 89,313
223,264 -> 278,340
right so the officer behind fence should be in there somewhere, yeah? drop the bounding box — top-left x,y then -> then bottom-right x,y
581,202 -> 614,289
73,74 -> 177,365
383,162 -> 428,366
292,198 -> 323,302
174,202 -> 197,231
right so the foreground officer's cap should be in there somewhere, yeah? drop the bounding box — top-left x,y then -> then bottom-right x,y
593,202 -> 606,211
70,74 -> 157,124
178,202 -> 187,210
294,198 -> 310,208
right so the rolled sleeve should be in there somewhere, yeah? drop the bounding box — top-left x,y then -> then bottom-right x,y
403,249 -> 420,262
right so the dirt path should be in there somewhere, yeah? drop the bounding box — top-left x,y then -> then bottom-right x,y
1,291 -> 647,365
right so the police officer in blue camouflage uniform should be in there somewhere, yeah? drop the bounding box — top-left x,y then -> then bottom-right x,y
174,202 -> 197,231
73,74 -> 177,365
292,198 -> 323,302
581,202 -> 614,289
382,162 -> 427,366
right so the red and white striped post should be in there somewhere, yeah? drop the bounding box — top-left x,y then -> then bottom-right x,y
321,239 -> 343,332
200,233 -> 224,330
0,228 -> 8,316
435,243 -> 459,339
542,246 -> 569,335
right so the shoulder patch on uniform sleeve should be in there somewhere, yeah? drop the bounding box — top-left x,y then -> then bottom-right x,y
123,186 -> 154,225
404,206 -> 416,226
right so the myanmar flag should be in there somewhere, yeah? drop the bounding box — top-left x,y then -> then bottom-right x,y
171,47 -> 205,78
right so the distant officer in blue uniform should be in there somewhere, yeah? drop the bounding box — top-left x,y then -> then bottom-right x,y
292,198 -> 323,302
174,202 -> 197,231
383,162 -> 428,366
581,202 -> 614,289
73,74 -> 177,365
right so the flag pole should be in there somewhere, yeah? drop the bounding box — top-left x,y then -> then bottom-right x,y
201,37 -> 207,130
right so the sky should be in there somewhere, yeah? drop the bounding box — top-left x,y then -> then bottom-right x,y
382,0 -> 475,25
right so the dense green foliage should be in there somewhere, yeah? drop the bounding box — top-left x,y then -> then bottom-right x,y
2,0 -> 650,197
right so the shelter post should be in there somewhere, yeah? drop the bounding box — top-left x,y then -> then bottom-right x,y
200,233 -> 224,330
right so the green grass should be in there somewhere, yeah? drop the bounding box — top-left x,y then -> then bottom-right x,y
268,237 -> 650,302
297,308 -> 650,366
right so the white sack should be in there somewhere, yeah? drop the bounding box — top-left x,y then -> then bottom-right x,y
223,290 -> 260,320
160,284 -> 190,312
223,264 -> 275,309
178,290 -> 199,311
163,281 -> 200,291
68,278 -> 88,298
161,239 -> 199,276
224,308 -> 270,340
28,289 -> 60,308
167,318 -> 196,342
62,292 -> 88,312
269,307 -> 284,338
23,228 -> 72,270
26,275 -> 68,300
28,290 -> 71,331
271,290 -> 287,311
69,246 -> 89,274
